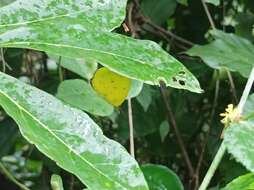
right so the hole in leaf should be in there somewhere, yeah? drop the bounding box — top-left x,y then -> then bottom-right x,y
178,71 -> 185,75
179,80 -> 185,86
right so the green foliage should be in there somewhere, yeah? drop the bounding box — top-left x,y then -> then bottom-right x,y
49,54 -> 98,80
224,93 -> 254,173
205,0 -> 220,6
56,79 -> 114,116
224,120 -> 254,173
51,174 -> 64,190
220,173 -> 254,190
159,120 -> 170,142
141,0 -> 177,25
0,72 -> 149,190
0,0 -> 201,93
187,30 -> 254,78
141,164 -> 184,190
1,0 -> 254,189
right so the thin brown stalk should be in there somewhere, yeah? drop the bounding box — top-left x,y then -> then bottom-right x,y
143,17 -> 194,47
159,81 -> 194,177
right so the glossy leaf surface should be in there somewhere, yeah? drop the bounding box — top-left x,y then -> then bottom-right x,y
187,30 -> 254,78
220,173 -> 254,190
49,54 -> 98,80
56,79 -> 114,116
0,0 -> 202,93
127,80 -> 143,99
141,164 -> 184,190
0,72 -> 149,190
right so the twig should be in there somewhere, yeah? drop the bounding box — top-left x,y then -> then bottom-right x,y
57,56 -> 64,82
0,162 -> 30,190
201,0 -> 238,104
142,26 -> 189,51
198,67 -> 254,190
194,79 -> 220,190
0,48 -> 12,72
127,2 -> 137,37
201,0 -> 216,30
143,17 -> 194,47
160,81 -> 194,177
128,98 -> 135,157
226,70 -> 238,103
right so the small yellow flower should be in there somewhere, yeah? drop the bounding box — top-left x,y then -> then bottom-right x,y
220,104 -> 240,127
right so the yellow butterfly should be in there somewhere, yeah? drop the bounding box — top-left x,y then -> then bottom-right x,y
91,67 -> 131,107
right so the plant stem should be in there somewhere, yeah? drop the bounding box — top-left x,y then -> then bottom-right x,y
226,70 -> 238,103
198,67 -> 254,190
201,0 -> 238,105
237,67 -> 254,113
198,143 -> 226,190
201,0 -> 216,30
0,162 -> 31,190
159,81 -> 194,177
58,56 -> 64,82
128,98 -> 135,157
0,48 -> 12,72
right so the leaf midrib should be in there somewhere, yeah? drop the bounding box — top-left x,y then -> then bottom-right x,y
0,84 -> 128,190
0,41 -> 172,75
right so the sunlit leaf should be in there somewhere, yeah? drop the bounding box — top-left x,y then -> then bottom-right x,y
51,174 -> 64,190
0,72 -> 149,190
49,54 -> 98,80
220,173 -> 254,190
0,0 -> 202,93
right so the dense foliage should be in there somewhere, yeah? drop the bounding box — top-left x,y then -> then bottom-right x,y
0,0 -> 254,190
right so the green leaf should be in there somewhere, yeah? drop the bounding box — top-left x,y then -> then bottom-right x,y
0,0 -> 14,7
220,173 -> 254,190
51,174 -> 64,190
49,54 -> 98,80
224,120 -> 254,172
141,164 -> 184,190
141,0 -> 177,25
159,121 -> 170,142
128,80 -> 144,99
176,0 -> 188,6
0,118 -> 18,157
205,0 -> 220,6
136,85 -> 153,112
243,93 -> 254,118
186,30 -> 254,78
56,79 -> 114,116
0,72 -> 149,190
0,0 -> 202,93
224,93 -> 254,172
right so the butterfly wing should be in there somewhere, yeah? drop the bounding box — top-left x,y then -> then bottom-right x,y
91,67 -> 131,107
